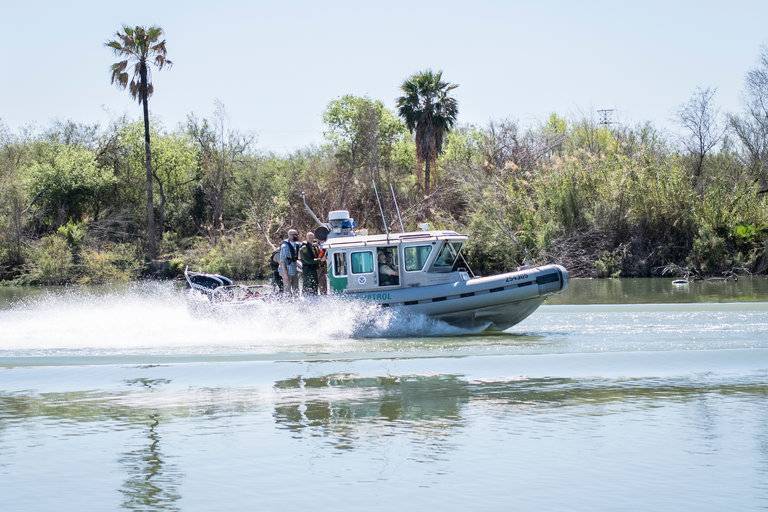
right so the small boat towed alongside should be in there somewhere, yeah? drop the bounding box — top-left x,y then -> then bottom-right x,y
185,209 -> 569,332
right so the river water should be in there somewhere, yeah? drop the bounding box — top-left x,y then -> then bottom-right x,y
1,278 -> 767,511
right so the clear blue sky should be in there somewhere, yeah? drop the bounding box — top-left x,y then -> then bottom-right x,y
2,0 -> 767,151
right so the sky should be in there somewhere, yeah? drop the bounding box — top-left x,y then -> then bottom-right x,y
2,0 -> 767,152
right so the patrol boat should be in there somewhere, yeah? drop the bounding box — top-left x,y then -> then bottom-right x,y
185,208 -> 569,331
314,210 -> 568,331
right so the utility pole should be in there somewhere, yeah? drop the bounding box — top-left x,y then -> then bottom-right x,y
597,108 -> 615,127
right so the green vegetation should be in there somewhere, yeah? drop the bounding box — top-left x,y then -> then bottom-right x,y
0,27 -> 767,285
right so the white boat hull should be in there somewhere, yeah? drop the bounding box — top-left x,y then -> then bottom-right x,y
344,264 -> 568,331
433,296 -> 546,331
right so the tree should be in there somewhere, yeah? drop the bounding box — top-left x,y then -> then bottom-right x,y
323,95 -> 407,206
106,25 -> 172,258
187,102 -> 254,241
25,143 -> 115,227
678,86 -> 724,188
0,123 -> 28,273
396,70 -> 459,198
119,123 -> 197,239
730,47 -> 768,194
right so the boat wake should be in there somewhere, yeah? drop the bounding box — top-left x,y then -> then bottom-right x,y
0,283 -> 482,353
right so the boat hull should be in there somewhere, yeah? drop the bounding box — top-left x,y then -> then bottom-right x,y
433,296 -> 546,331
344,264 -> 568,331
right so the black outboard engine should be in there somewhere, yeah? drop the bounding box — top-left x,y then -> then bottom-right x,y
184,268 -> 233,299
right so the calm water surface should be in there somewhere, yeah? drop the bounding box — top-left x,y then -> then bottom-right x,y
1,278 -> 767,511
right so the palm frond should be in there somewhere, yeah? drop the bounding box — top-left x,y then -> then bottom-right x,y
146,26 -> 163,42
151,40 -> 167,54
154,55 -> 171,69
129,79 -> 139,101
110,60 -> 128,73
109,59 -> 129,88
106,25 -> 171,102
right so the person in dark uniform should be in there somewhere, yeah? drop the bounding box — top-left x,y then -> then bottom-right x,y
269,248 -> 283,292
299,232 -> 321,295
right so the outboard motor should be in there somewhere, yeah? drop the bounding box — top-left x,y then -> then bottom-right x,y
184,268 -> 233,298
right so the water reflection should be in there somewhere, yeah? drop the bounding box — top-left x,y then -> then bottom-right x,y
0,375 -> 227,512
690,399 -> 720,457
273,374 -> 469,453
2,372 -> 767,507
1,376 -> 765,429
549,276 -> 768,304
0,384 -> 263,427
271,373 -> 768,448
119,413 -> 181,512
753,400 -> 768,501
125,377 -> 173,389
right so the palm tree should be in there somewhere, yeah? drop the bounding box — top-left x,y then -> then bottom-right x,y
396,70 -> 458,197
106,25 -> 171,259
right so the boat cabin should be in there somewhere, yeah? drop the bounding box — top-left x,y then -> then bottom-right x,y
322,230 -> 470,293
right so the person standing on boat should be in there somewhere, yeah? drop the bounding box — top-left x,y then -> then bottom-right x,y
279,229 -> 300,295
316,245 -> 328,294
299,232 -> 321,295
269,247 -> 283,293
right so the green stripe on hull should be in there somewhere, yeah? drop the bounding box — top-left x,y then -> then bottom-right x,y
329,274 -> 348,292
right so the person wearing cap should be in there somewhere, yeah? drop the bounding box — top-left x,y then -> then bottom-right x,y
278,229 -> 300,295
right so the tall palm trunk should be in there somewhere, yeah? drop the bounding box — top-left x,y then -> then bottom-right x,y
415,155 -> 424,195
140,62 -> 157,259
423,156 -> 433,219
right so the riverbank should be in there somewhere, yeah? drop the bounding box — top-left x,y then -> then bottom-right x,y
3,109 -> 768,286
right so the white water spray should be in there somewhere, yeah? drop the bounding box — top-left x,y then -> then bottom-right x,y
0,283 -> 478,353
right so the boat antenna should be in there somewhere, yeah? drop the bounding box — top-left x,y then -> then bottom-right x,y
301,192 -> 328,228
372,181 -> 389,238
389,183 -> 405,232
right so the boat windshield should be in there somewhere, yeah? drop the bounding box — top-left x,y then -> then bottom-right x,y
431,242 -> 463,272
404,245 -> 432,271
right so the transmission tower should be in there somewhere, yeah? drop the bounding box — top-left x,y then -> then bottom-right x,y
597,109 -> 615,127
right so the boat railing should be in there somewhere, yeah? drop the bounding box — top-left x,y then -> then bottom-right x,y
325,232 -> 467,248
210,284 -> 266,303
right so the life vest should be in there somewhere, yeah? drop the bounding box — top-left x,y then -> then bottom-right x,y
303,242 -> 316,260
301,242 -> 318,269
281,240 -> 298,264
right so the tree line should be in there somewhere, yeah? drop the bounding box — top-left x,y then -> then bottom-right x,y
0,25 -> 767,285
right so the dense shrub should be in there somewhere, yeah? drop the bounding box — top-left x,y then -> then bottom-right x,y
23,234 -> 74,285
78,244 -> 141,284
189,233 -> 271,279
